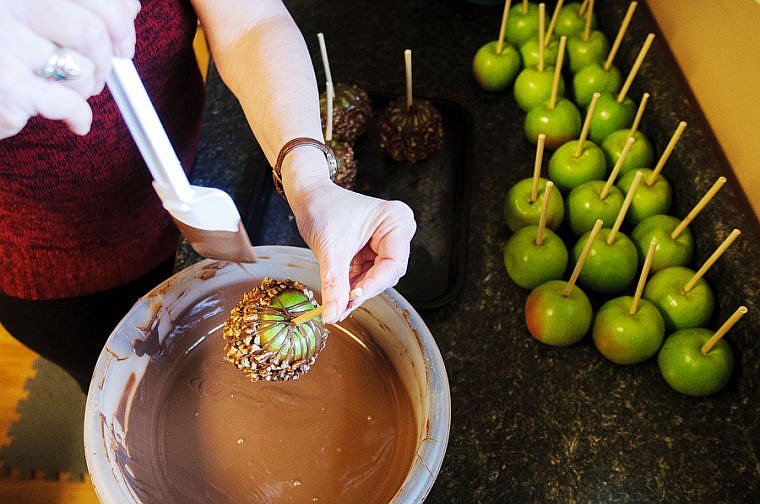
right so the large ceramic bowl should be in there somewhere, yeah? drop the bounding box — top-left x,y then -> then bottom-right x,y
84,245 -> 450,503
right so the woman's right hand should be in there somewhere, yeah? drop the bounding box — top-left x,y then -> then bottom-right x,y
0,0 -> 140,139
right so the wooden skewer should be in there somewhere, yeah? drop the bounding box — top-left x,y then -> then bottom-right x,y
628,92 -> 649,139
317,33 -> 334,87
582,0 -> 595,42
522,0 -> 529,15
647,120 -> 686,187
291,288 -> 364,326
538,3 -> 546,72
600,136 -> 635,200
579,0 -> 591,16
617,32 -> 654,103
701,306 -> 748,354
531,133 -> 547,203
564,219 -> 603,297
671,177 -> 727,239
549,36 -> 567,110
683,229 -> 741,293
607,170 -> 642,245
575,92 -> 601,158
535,180 -> 554,246
404,49 -> 413,111
325,81 -> 334,142
604,1 -> 638,71
630,239 -> 658,315
545,0 -> 564,46
497,0 -> 513,55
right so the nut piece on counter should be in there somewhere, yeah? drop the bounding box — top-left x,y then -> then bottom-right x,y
223,277 -> 328,382
380,97 -> 444,163
320,83 -> 373,144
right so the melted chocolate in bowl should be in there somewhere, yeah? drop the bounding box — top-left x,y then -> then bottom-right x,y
120,284 -> 417,503
85,249 -> 450,504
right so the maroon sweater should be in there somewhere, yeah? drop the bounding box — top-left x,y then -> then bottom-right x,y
0,0 -> 205,300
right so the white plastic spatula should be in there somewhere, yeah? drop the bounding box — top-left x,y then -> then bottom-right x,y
107,58 -> 256,263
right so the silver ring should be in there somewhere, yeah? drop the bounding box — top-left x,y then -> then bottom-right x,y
36,47 -> 81,81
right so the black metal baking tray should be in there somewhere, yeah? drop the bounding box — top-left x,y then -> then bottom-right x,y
242,93 -> 472,309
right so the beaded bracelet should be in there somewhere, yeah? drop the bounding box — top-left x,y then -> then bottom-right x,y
272,137 -> 338,199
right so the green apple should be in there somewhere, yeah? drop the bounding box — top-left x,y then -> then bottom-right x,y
617,168 -> 673,225
514,66 -> 565,112
261,289 -> 320,362
519,37 -> 559,70
643,266 -> 715,331
525,279 -> 593,346
506,2 -> 540,47
601,129 -> 655,176
555,2 -> 597,37
525,97 -> 582,150
503,225 -> 568,289
572,63 -> 622,109
548,139 -> 606,193
572,228 -> 639,293
631,214 -> 694,273
588,93 -> 636,144
565,180 -> 624,236
657,328 -> 734,396
472,40 -> 522,92
592,296 -> 666,365
567,31 -> 610,73
504,177 -> 565,232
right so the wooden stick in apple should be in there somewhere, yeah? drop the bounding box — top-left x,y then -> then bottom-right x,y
606,170 -> 643,245
603,1 -> 638,72
549,35 -> 567,110
600,136 -> 636,199
497,0 -> 513,56
538,2 -> 546,72
325,81 -> 335,142
574,92 -> 601,158
581,0 -> 594,42
670,176 -> 727,240
564,219 -> 603,296
545,0 -> 564,47
629,239 -> 658,315
535,179 -> 555,246
682,228 -> 741,293
628,91 -> 649,140
404,49 -> 413,112
578,0 -> 590,16
616,32 -> 655,104
700,306 -> 748,354
646,120 -> 686,187
531,133 -> 547,203
317,33 -> 334,88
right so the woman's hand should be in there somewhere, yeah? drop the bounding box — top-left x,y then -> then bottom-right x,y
288,179 -> 417,324
0,0 -> 140,139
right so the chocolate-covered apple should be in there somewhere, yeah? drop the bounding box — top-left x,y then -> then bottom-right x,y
506,0 -> 540,47
503,181 -> 568,289
547,92 -> 605,193
320,83 -> 372,144
657,306 -> 746,396
472,1 -> 522,92
224,278 -> 327,382
328,139 -> 358,190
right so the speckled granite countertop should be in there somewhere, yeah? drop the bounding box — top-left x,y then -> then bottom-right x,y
178,1 -> 760,501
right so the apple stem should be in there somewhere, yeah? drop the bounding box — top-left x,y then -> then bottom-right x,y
575,92 -> 600,158
700,306 -> 748,354
630,239 -> 657,315
496,0 -> 513,56
325,81 -> 334,142
564,219 -> 603,296
647,121 -> 686,187
628,92 -> 649,140
404,49 -> 413,111
683,229 -> 741,293
535,180 -> 554,246
617,32 -> 655,103
671,177 -> 727,239
538,3 -> 546,72
600,136 -> 635,200
549,36 -> 567,110
582,0 -> 594,42
604,1 -> 638,71
522,0 -> 529,16
607,170 -> 642,245
531,133 -> 546,203
545,0 -> 563,47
